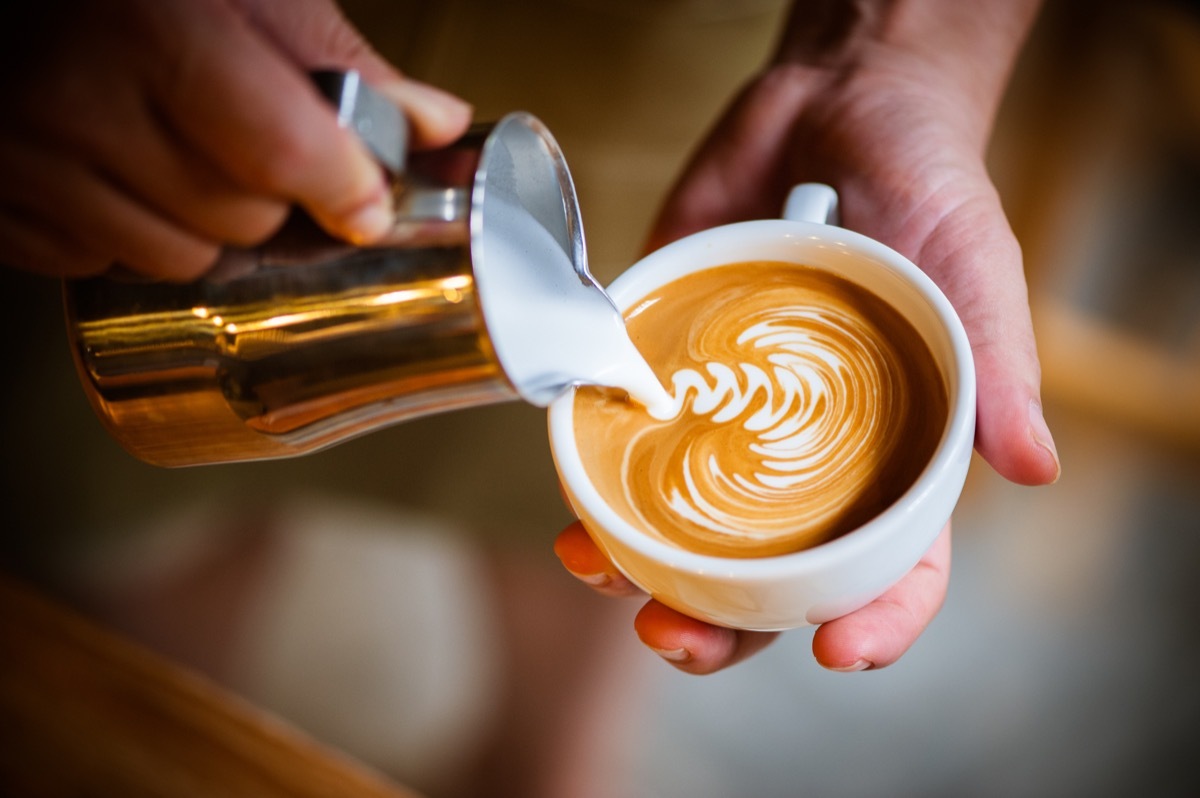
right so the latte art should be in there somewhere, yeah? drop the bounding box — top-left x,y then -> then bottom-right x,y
655,303 -> 909,544
574,262 -> 948,558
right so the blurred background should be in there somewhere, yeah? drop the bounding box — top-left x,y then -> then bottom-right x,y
2,0 -> 1198,795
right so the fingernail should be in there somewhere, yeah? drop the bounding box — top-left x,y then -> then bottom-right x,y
1029,399 -> 1061,481
651,647 -> 692,664
827,659 -> 872,673
342,190 -> 393,245
573,571 -> 612,588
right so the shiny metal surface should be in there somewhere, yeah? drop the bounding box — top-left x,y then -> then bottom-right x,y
64,111 -> 578,467
311,69 -> 407,175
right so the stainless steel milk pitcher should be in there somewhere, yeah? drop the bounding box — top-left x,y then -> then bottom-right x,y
64,71 -> 595,467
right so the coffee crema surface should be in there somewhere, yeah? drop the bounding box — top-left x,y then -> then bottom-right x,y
573,261 -> 948,558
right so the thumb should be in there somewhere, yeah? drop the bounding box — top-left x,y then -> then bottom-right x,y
880,182 -> 1061,487
245,0 -> 471,148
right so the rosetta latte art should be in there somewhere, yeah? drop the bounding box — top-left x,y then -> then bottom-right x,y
651,304 -> 906,551
574,262 -> 948,558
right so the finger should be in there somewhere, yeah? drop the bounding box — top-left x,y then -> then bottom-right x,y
63,84 -> 291,249
142,5 -> 394,246
377,80 -> 475,150
0,136 -> 218,280
811,522 -> 952,672
890,184 -> 1061,486
243,0 -> 473,149
975,347 -> 1061,486
553,522 -> 642,598
1,3 -> 286,265
0,206 -> 108,278
634,601 -> 780,675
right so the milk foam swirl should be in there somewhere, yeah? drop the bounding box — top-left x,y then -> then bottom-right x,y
573,262 -> 947,558
648,303 -> 904,551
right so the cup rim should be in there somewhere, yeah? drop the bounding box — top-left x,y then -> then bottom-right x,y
548,217 -> 976,578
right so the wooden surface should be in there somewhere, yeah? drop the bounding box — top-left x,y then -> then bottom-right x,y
0,574 -> 422,798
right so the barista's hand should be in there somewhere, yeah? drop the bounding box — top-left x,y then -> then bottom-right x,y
557,0 -> 1056,673
0,0 -> 472,280
555,521 -> 951,674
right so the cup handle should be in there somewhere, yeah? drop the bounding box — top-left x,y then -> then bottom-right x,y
783,183 -> 840,226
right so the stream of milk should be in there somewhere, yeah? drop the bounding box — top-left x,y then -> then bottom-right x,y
475,189 -> 673,416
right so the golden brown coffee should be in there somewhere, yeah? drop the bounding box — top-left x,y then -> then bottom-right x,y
573,261 -> 948,558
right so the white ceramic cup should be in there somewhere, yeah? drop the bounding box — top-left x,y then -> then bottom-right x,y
548,184 -> 976,631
